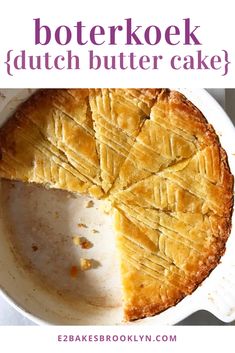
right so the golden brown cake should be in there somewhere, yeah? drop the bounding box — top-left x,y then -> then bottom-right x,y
89,88 -> 160,192
0,88 -> 233,322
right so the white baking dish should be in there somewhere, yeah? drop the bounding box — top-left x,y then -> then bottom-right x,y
0,89 -> 235,325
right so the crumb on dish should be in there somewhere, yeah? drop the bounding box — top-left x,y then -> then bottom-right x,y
80,258 -> 93,271
70,265 -> 79,278
85,200 -> 94,208
77,223 -> 88,228
92,229 -> 99,234
72,235 -> 93,249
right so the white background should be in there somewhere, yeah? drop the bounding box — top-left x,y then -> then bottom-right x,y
0,0 -> 234,87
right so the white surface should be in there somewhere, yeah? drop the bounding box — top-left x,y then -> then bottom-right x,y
0,295 -> 35,325
0,89 -> 234,326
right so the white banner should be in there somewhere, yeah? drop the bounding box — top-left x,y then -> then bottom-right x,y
0,326 -> 234,353
0,0 -> 234,87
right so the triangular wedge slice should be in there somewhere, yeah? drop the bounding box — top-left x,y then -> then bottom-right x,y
112,141 -> 233,320
0,90 -> 103,197
114,209 -> 227,321
112,89 -> 219,191
111,172 -> 209,214
111,146 -> 233,216
113,199 -> 229,253
112,145 -> 232,249
89,89 -> 160,192
161,144 -> 233,217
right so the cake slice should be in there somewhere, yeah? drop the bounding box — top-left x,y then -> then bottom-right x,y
114,209 -> 227,321
0,90 -> 103,197
0,115 -> 92,193
161,144 -> 233,217
112,89 -> 219,191
112,142 -> 233,320
111,144 -> 233,217
111,145 -> 232,248
89,89 -> 160,192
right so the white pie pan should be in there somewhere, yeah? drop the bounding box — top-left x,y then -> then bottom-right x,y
0,88 -> 235,326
